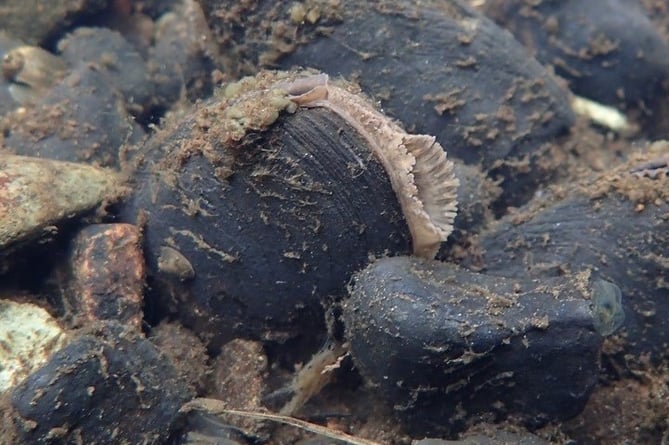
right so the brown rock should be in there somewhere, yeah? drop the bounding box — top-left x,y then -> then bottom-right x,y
150,321 -> 210,393
211,339 -> 269,437
67,223 -> 144,330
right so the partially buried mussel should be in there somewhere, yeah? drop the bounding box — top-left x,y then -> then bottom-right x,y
119,70 -> 458,347
342,146 -> 668,437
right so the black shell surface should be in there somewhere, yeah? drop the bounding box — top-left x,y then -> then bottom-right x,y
344,256 -> 602,436
119,104 -> 413,346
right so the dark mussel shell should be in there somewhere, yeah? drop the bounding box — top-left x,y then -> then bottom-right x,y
483,0 -> 669,116
6,322 -> 191,444
343,147 -> 668,437
2,63 -> 144,167
465,147 -> 669,365
118,71 -> 457,347
200,0 -> 575,208
344,255 -> 603,437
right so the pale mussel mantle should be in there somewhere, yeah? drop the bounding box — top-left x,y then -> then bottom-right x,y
119,70 -> 458,346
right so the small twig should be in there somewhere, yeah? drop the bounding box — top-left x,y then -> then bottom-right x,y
181,398 -> 385,445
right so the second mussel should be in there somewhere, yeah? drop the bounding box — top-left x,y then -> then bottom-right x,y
118,70 -> 458,347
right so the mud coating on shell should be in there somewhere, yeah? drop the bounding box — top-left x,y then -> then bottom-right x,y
8,322 -> 191,444
343,256 -> 602,437
484,0 -> 669,110
201,0 -> 575,209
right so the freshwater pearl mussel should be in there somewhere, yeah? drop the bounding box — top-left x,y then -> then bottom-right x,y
119,69 -> 459,345
0,0 -> 668,443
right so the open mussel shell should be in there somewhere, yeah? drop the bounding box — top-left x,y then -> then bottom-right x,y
201,0 -> 574,208
118,70 -> 458,346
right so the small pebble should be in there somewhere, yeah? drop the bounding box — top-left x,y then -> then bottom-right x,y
6,321 -> 193,444
0,154 -> 124,253
0,299 -> 68,394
